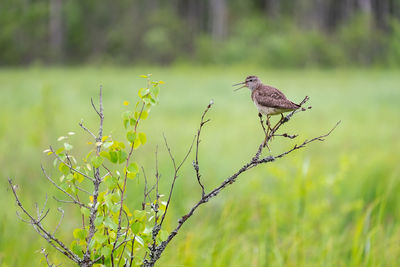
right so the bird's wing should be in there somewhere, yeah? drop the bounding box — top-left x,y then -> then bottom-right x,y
255,86 -> 299,109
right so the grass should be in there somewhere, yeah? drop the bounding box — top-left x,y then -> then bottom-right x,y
0,66 -> 399,266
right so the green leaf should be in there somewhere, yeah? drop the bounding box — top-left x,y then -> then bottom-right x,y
103,217 -> 118,231
138,88 -> 150,98
65,173 -> 74,182
121,110 -> 132,120
128,162 -> 139,173
93,232 -> 108,245
118,151 -> 127,163
103,141 -> 113,149
70,184 -> 77,195
138,132 -> 147,145
139,75 -> 148,78
91,156 -> 103,168
126,131 -> 136,143
71,241 -> 84,258
100,151 -> 110,160
64,142 -> 73,151
73,228 -> 87,240
104,194 -> 114,210
127,172 -> 137,179
139,111 -> 148,120
131,221 -> 145,235
133,210 -> 146,221
73,172 -> 84,183
129,118 -> 136,126
94,215 -> 104,227
134,235 -> 144,247
101,245 -> 112,259
80,207 -> 90,217
105,176 -> 118,190
55,147 -> 65,154
58,163 -> 70,175
153,86 -> 160,97
123,119 -> 129,129
109,151 -> 118,163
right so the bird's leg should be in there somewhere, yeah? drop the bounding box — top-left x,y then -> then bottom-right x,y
258,113 -> 268,136
258,113 -> 270,149
266,115 -> 272,135
263,115 -> 272,149
269,114 -> 285,137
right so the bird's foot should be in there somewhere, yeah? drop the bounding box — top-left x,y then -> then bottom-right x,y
263,136 -> 271,151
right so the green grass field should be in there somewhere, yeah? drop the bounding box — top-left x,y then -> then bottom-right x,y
1,67 -> 399,266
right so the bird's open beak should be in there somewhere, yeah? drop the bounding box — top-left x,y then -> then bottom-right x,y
232,81 -> 246,91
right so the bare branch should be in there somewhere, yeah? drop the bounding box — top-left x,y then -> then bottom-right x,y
79,120 -> 97,139
142,166 -> 156,209
158,135 -> 178,227
53,207 -> 64,235
193,101 -> 213,197
8,178 -> 80,263
41,248 -> 60,267
53,196 -> 75,205
91,98 -> 101,118
83,86 -> 104,266
177,135 -> 196,172
74,184 -> 91,195
260,120 -> 341,163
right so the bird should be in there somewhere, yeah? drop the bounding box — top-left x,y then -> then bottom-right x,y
233,75 -> 300,146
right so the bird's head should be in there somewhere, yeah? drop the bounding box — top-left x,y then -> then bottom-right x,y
233,75 -> 261,91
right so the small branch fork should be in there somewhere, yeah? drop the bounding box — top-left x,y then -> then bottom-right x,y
8,178 -> 80,264
193,101 -> 213,197
144,97 -> 340,266
261,96 -> 312,147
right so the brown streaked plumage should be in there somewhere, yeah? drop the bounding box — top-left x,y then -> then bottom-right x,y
233,75 -> 299,116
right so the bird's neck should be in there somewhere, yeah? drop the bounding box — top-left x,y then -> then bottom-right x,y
249,83 -> 262,91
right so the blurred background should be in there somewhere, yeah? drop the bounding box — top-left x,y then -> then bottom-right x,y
1,0 -> 400,266
1,0 -> 400,66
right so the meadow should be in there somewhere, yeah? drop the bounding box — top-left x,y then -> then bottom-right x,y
0,66 -> 399,266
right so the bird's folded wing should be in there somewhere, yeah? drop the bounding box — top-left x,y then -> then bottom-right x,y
255,87 -> 298,109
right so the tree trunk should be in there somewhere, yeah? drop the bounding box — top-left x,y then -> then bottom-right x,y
49,0 -> 63,62
358,0 -> 372,14
265,0 -> 280,18
210,0 -> 227,40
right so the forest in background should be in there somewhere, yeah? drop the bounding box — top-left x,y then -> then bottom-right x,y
1,0 -> 400,67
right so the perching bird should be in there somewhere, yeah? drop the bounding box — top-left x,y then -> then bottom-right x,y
233,75 -> 300,146
233,75 -> 299,116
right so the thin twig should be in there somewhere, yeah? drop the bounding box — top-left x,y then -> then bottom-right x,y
50,146 -> 94,182
41,165 -> 89,209
53,207 -> 64,235
265,96 -> 310,146
79,121 -> 97,139
75,184 -> 91,195
193,101 -> 213,197
41,248 -> 59,267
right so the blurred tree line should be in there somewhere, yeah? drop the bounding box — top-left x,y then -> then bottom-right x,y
1,0 -> 400,67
